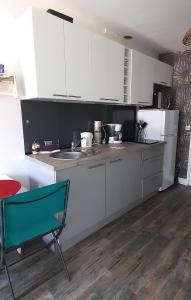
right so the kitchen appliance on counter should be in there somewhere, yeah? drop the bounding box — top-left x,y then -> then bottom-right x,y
105,124 -> 122,144
94,121 -> 102,144
80,132 -> 93,148
136,120 -> 148,139
153,89 -> 162,109
32,139 -> 40,154
138,109 -> 179,191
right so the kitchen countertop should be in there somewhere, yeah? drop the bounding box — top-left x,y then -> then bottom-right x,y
26,142 -> 165,171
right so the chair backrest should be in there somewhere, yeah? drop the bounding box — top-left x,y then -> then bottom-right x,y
1,180 -> 70,248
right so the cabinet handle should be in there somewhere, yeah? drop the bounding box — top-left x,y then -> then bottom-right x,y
148,157 -> 162,163
53,94 -> 82,98
53,94 -> 68,97
160,81 -> 168,85
68,95 -> 82,98
99,98 -> 119,102
88,163 -> 105,169
151,148 -> 161,154
110,158 -> 123,164
138,101 -> 150,104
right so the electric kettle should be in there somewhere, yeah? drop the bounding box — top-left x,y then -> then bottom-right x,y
80,132 -> 93,148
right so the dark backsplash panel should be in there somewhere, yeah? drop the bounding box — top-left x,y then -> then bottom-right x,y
21,100 -> 136,154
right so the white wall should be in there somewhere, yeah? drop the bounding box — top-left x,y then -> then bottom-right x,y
0,9 -> 29,186
0,97 -> 29,187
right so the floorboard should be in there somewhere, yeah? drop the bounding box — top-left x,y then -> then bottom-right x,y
1,185 -> 191,300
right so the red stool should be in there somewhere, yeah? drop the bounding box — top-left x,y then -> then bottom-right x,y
0,180 -> 21,198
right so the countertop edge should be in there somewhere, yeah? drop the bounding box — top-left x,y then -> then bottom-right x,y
26,142 -> 165,172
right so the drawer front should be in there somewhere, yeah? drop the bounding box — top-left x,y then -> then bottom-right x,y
142,172 -> 162,199
142,156 -> 163,178
142,145 -> 163,161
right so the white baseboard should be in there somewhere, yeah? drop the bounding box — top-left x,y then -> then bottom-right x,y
178,177 -> 188,185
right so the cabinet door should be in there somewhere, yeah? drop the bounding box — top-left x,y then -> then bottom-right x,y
91,34 -> 124,103
106,152 -> 142,217
91,33 -> 110,102
129,50 -> 154,106
154,60 -> 172,87
108,41 -> 124,103
142,156 -> 163,178
56,162 -> 106,240
142,172 -> 162,199
64,22 -> 91,100
32,9 -> 67,98
122,152 -> 142,207
106,157 -> 127,216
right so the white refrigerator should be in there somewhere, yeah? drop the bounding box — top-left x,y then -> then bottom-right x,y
137,109 -> 179,191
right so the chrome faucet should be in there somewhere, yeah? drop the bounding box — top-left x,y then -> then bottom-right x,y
71,138 -> 83,151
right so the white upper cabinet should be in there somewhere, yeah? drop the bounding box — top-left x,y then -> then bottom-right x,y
19,7 -> 172,104
19,8 -> 124,103
127,49 -> 154,106
154,60 -> 173,87
126,49 -> 172,106
18,7 -> 67,99
108,40 -> 124,103
64,21 -> 92,100
91,34 -> 124,103
91,34 -> 110,102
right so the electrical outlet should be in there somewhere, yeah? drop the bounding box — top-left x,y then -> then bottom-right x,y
185,125 -> 191,131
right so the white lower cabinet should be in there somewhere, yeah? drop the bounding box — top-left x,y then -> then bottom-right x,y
106,152 -> 142,217
142,172 -> 162,200
55,152 -> 142,248
141,145 -> 164,199
106,157 -> 128,216
142,156 -> 163,178
56,162 -> 106,241
27,144 -> 164,250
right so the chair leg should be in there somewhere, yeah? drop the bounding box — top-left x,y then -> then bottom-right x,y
54,238 -> 70,280
4,262 -> 16,300
0,257 -> 3,271
0,246 -> 4,270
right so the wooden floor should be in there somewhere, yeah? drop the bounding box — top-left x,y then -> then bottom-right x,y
1,184 -> 191,300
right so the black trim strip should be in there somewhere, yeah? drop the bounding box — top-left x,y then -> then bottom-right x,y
47,9 -> 73,23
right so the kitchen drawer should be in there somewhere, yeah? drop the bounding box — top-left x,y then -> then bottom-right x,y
142,155 -> 163,178
142,172 -> 162,199
142,145 -> 163,161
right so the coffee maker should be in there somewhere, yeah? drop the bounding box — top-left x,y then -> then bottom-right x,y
105,124 -> 122,144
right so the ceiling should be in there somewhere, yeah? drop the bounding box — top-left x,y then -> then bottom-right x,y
58,0 -> 191,53
1,0 -> 191,54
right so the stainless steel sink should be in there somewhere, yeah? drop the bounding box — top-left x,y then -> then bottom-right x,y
50,151 -> 88,160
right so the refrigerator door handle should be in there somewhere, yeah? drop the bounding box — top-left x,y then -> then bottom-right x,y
161,134 -> 177,137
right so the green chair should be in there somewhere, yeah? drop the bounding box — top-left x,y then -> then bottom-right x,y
0,180 -> 70,300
